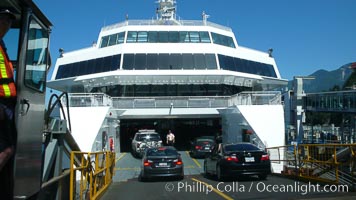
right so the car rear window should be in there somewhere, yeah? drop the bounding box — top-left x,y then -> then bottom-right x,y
196,139 -> 214,143
136,133 -> 161,141
146,148 -> 178,156
224,144 -> 260,152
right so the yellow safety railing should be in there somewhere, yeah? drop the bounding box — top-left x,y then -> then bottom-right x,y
266,144 -> 356,187
69,151 -> 116,200
298,144 -> 356,185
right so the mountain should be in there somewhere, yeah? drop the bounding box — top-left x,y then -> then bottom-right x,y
288,62 -> 355,93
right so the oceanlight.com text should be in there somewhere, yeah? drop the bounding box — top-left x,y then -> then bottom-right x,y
165,181 -> 348,195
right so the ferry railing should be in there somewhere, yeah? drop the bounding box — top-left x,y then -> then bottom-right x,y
112,96 -> 230,108
230,91 -> 282,106
62,93 -> 113,107
64,91 -> 282,109
298,143 -> 356,187
101,19 -> 232,32
69,151 -> 116,200
266,144 -> 356,190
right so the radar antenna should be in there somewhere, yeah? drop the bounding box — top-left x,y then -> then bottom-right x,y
156,0 -> 177,21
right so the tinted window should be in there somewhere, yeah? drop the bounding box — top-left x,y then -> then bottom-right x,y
169,31 -> 179,43
103,56 -> 113,71
100,32 -> 126,47
194,54 -> 206,69
123,54 -> 134,69
78,61 -> 88,75
87,59 -> 96,74
118,32 -> 125,44
137,32 -> 148,42
55,65 -> 65,79
62,63 -> 72,78
182,54 -> 194,69
205,54 -> 217,69
95,57 -> 104,73
146,54 -> 158,69
146,148 -> 178,156
170,54 -> 182,69
218,54 -> 277,78
234,57 -> 246,73
70,63 -> 80,77
111,54 -> 121,70
218,54 -> 226,70
189,32 -> 200,43
224,56 -> 235,71
158,32 -> 169,43
134,54 -> 147,69
200,32 -> 211,43
148,31 -> 158,43
224,144 -> 261,152
108,34 -> 118,46
100,35 -> 109,48
127,31 -> 137,43
212,32 -> 235,48
158,54 -> 170,69
179,31 -> 189,42
196,138 -> 214,143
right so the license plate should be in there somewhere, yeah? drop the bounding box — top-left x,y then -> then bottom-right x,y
205,147 -> 210,150
245,157 -> 255,162
158,162 -> 168,167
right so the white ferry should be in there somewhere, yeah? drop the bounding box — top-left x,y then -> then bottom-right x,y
48,0 -> 287,171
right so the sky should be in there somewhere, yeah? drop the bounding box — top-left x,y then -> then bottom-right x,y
32,0 -> 356,81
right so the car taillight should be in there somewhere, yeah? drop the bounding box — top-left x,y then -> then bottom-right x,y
261,154 -> 270,161
225,156 -> 239,162
195,145 -> 202,150
174,158 -> 183,165
143,159 -> 153,166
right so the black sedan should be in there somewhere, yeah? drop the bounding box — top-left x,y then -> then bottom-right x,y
139,146 -> 184,181
204,143 -> 271,181
190,136 -> 215,158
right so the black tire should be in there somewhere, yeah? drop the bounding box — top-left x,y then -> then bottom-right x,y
216,165 -> 224,181
203,161 -> 208,178
138,172 -> 146,182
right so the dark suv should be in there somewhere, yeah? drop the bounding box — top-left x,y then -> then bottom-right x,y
131,130 -> 163,157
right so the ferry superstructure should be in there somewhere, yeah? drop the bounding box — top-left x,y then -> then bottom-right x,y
48,0 -> 287,167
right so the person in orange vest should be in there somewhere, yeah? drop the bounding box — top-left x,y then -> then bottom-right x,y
0,8 -> 17,199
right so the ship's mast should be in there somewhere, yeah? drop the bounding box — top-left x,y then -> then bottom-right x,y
156,0 -> 177,21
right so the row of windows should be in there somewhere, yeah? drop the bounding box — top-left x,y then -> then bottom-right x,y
122,53 -> 217,70
211,32 -> 235,48
55,55 -> 121,79
99,31 -> 236,48
55,54 -> 276,79
126,31 -> 211,43
92,84 -> 250,97
218,54 -> 277,78
306,93 -> 356,111
100,32 -> 125,48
